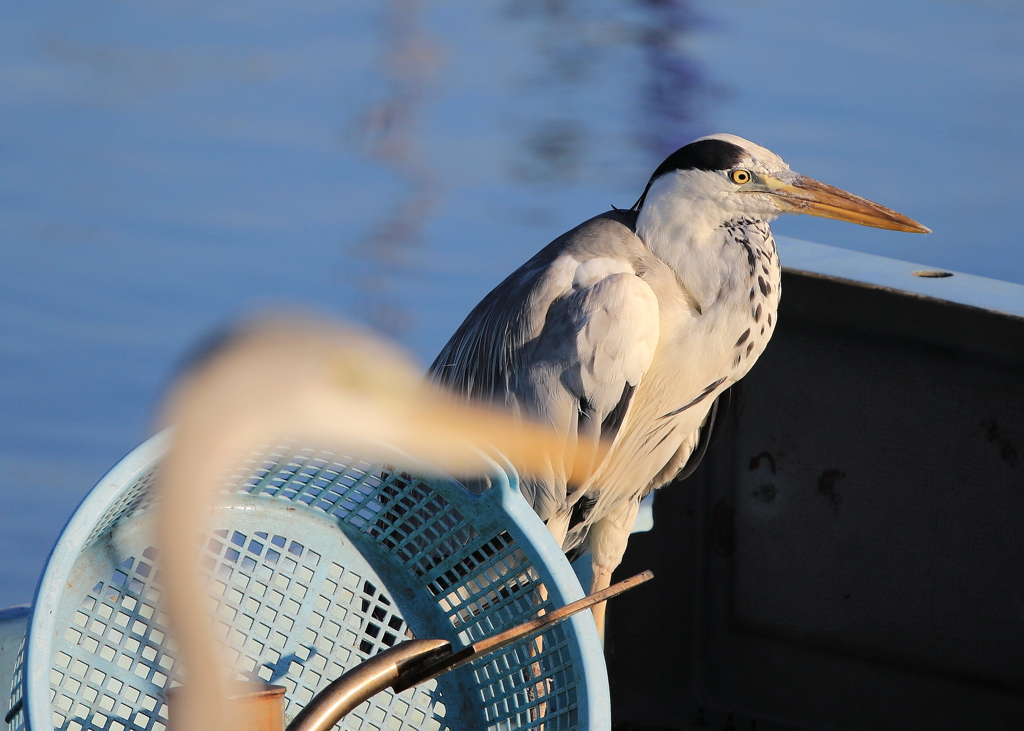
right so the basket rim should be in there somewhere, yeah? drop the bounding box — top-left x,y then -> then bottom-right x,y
25,429 -> 171,731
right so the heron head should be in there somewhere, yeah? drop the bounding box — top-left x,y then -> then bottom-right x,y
634,133 -> 930,234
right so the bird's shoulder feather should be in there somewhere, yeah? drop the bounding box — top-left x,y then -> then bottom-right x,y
428,210 -> 656,403
428,211 -> 667,524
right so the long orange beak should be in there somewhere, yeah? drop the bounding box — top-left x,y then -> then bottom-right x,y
764,174 -> 930,233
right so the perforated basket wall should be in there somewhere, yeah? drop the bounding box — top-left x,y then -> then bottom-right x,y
10,431 -> 608,731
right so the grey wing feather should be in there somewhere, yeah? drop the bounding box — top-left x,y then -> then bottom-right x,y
428,210 -> 659,534
428,218 -> 575,403
428,209 -> 644,404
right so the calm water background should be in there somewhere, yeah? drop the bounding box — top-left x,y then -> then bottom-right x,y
1,0 -> 1021,607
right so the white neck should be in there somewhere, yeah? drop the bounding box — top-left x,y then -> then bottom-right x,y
636,172 -> 776,310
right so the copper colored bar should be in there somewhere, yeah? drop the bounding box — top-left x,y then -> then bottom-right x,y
286,571 -> 655,729
393,569 -> 655,691
286,639 -> 452,731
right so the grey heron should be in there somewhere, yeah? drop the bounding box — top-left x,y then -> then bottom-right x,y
429,134 -> 929,633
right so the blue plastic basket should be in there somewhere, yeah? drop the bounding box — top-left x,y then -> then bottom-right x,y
8,431 -> 608,731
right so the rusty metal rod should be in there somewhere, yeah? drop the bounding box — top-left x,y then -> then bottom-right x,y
394,569 -> 654,691
285,639 -> 451,731
286,570 -> 654,731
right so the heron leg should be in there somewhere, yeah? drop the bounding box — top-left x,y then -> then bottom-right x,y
589,565 -> 614,638
586,498 -> 640,638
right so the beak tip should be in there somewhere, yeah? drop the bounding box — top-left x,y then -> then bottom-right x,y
779,175 -> 932,235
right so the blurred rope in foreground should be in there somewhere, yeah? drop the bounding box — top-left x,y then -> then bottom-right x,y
155,317 -> 596,731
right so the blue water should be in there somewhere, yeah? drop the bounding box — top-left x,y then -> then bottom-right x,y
0,0 -> 1021,607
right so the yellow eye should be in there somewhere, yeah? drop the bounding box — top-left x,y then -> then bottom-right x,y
730,169 -> 751,184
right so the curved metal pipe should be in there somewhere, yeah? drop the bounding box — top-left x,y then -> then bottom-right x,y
285,639 -> 451,731
286,570 -> 653,730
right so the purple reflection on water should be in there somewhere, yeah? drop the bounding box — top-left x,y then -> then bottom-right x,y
500,0 -> 713,183
351,0 -> 443,338
634,0 -> 715,158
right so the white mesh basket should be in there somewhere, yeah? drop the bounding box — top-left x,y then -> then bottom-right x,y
8,431 -> 608,731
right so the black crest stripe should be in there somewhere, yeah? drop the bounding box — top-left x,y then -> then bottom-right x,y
632,139 -> 746,211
